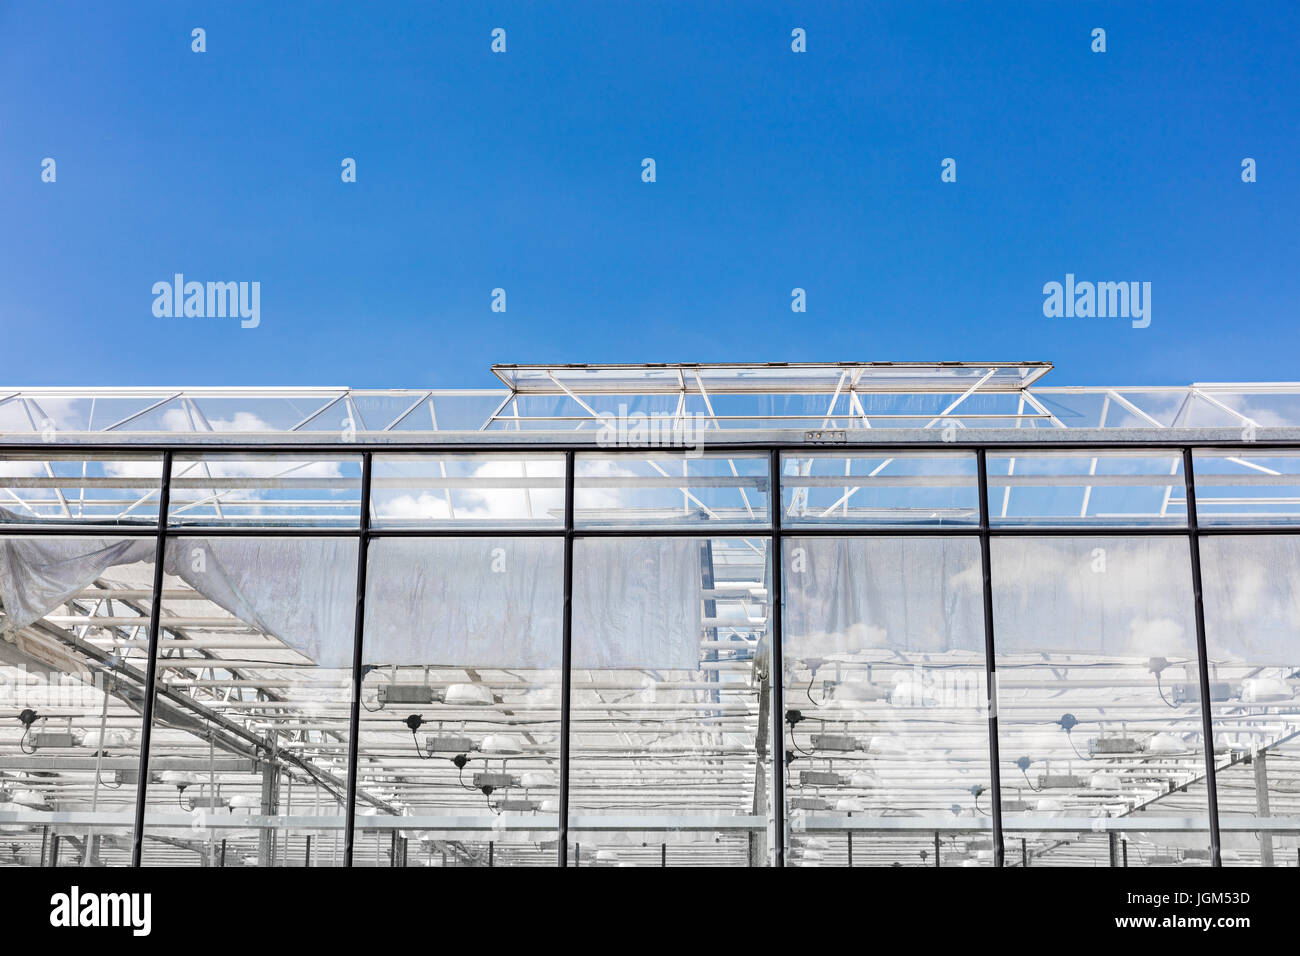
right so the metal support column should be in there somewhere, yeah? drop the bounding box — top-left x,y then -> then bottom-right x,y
1254,751 -> 1274,866
1182,448 -> 1223,867
131,449 -> 173,867
558,450 -> 575,866
258,734 -> 280,866
769,450 -> 787,867
975,449 -> 1006,867
343,452 -> 374,865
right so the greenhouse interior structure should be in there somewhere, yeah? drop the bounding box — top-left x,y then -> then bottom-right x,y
1,361 -> 1299,868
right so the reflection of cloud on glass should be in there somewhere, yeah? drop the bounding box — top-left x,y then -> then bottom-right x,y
377,456 -> 634,522
0,461 -> 46,477
162,450 -> 351,526
1127,617 -> 1188,657
788,622 -> 887,660
992,537 -> 1195,658
1202,536 -> 1300,664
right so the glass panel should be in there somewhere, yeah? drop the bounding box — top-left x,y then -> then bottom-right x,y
0,535 -> 156,866
992,536 -> 1211,865
501,393 -> 682,431
782,536 -> 991,865
781,453 -> 978,527
987,451 -> 1186,527
0,455 -> 163,526
574,453 -> 768,530
1201,534 -> 1300,866
355,538 -> 563,866
1193,450 -> 1300,526
570,536 -> 772,866
370,454 -> 564,529
140,537 -> 357,865
493,362 -> 1048,394
168,454 -> 362,528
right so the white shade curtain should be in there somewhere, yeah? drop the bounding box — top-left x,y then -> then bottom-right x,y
991,536 -> 1198,659
572,536 -> 704,671
782,536 -> 983,657
0,530 -> 703,671
0,535 -> 357,666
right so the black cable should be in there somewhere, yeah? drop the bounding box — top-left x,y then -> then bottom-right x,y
1155,673 -> 1179,709
411,729 -> 432,760
1066,733 -> 1092,762
1021,769 -> 1042,793
805,674 -> 821,707
787,722 -> 813,757
19,724 -> 36,755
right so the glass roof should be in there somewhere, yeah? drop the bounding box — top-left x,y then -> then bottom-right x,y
2,363 -> 1300,443
491,362 -> 1054,393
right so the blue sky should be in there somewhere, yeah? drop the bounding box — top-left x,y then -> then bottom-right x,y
0,1 -> 1295,389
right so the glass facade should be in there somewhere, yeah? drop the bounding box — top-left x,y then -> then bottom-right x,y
0,443 -> 1296,866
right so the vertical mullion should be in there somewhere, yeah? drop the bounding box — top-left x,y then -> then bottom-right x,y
130,450 -> 172,867
1183,448 -> 1223,866
975,449 -> 1005,868
558,449 -> 575,866
343,451 -> 373,866
769,449 -> 786,867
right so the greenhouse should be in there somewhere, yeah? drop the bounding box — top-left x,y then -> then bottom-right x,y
1,362 -> 1298,868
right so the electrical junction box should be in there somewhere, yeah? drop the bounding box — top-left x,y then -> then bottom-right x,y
28,731 -> 78,749
472,772 -> 519,789
1172,682 -> 1233,704
495,798 -> 540,811
810,735 -> 860,752
1038,774 -> 1087,789
425,736 -> 475,753
187,796 -> 230,810
827,681 -> 889,702
799,770 -> 847,787
1091,737 -> 1143,754
789,797 -> 831,810
378,684 -> 438,705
